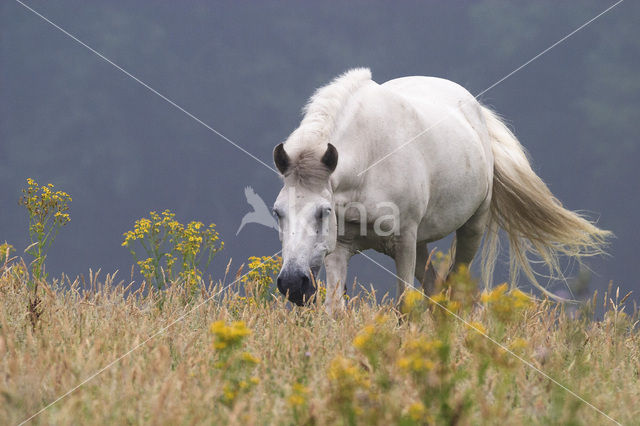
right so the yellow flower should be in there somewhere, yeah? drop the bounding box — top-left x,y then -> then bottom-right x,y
0,243 -> 14,264
351,314 -> 393,362
327,356 -> 370,394
210,320 -> 252,351
242,255 -> 282,287
240,351 -> 261,365
511,289 -> 534,309
401,289 -> 425,315
0,243 -> 14,255
509,338 -> 528,354
480,283 -> 508,303
397,337 -> 442,375
292,382 -> 309,393
482,284 -> 534,322
397,356 -> 435,373
137,258 -> 156,281
408,402 -> 428,421
468,321 -> 487,335
288,382 -> 310,407
20,179 -> 72,232
19,178 -> 72,279
429,291 -> 461,320
288,393 -> 306,407
352,325 -> 376,350
222,383 -> 237,403
122,209 -> 223,290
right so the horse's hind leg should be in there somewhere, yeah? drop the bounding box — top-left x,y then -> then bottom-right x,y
415,242 -> 437,294
451,200 -> 491,273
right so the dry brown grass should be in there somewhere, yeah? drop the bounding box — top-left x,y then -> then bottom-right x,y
0,261 -> 639,425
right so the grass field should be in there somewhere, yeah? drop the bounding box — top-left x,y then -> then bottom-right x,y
0,257 -> 638,426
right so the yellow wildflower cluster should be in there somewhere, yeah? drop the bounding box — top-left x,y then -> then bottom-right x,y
326,355 -> 374,421
122,210 -> 223,289
20,178 -> 72,229
401,289 -> 427,319
210,320 -> 252,351
352,325 -> 377,352
0,243 -> 14,264
228,295 -> 257,315
288,382 -> 310,408
240,351 -> 261,365
508,338 -> 528,355
175,221 -> 204,259
137,258 -> 155,282
180,269 -> 202,294
403,289 -> 424,311
464,321 -> 491,354
467,321 -> 487,335
241,255 -> 282,303
316,283 -> 328,302
407,401 -> 432,423
353,314 -> 387,347
443,264 -> 477,309
221,383 -> 237,404
221,376 -> 260,406
397,338 -> 442,374
242,255 -> 282,285
429,291 -> 462,324
431,292 -> 461,313
327,356 -> 370,396
481,283 -> 533,322
210,320 -> 260,408
464,319 -> 529,368
19,178 -> 72,281
352,314 -> 395,367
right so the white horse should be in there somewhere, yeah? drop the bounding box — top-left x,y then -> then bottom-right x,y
272,68 -> 609,310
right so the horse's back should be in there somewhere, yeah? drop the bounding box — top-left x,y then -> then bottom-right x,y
382,76 -> 478,111
375,76 -> 493,240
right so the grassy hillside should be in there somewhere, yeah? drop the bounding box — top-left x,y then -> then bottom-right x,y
0,258 -> 638,425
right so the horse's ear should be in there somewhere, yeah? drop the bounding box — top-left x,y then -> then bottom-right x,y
273,143 -> 290,174
321,143 -> 338,173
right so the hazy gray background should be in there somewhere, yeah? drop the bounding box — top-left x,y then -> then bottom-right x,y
1,1 -> 638,300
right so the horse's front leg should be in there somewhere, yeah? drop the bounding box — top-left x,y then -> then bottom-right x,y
323,242 -> 352,314
393,229 -> 418,302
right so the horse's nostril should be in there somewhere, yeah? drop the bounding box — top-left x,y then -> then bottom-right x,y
276,270 -> 316,306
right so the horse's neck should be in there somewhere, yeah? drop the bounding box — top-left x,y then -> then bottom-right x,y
329,143 -> 368,207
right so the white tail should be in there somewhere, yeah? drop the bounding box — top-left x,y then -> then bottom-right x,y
480,106 -> 612,299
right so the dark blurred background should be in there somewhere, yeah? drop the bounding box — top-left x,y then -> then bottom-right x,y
1,1 -> 638,299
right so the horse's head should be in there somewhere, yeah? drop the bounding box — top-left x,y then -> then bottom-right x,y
272,142 -> 338,305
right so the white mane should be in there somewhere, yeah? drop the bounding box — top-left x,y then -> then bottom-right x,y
285,68 -> 372,158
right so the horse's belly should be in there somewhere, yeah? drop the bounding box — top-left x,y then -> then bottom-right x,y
417,209 -> 473,242
417,145 -> 490,242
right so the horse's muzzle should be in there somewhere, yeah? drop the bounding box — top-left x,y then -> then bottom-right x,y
277,270 -> 316,306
